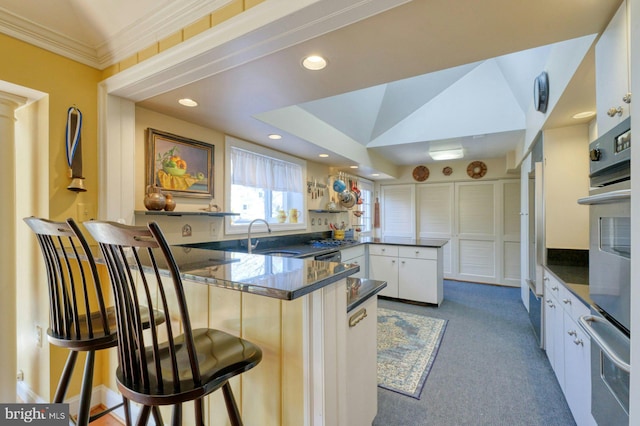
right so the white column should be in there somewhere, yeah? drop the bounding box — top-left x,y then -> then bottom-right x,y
0,91 -> 26,402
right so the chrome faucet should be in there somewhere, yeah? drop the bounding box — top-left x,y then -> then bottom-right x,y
247,219 -> 272,254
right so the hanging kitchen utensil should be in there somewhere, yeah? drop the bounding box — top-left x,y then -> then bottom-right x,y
333,175 -> 346,193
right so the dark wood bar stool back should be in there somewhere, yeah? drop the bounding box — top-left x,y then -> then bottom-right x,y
84,220 -> 262,426
23,217 -> 130,425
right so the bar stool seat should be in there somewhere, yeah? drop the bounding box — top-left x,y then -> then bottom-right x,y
85,220 -> 262,426
23,217 -> 165,425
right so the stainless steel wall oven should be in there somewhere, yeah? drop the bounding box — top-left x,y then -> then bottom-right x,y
578,117 -> 630,425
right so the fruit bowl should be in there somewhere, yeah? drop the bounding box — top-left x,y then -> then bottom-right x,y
163,165 -> 187,176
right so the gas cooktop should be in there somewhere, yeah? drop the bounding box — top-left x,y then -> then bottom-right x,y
308,239 -> 358,248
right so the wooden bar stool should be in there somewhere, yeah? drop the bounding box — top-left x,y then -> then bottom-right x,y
84,220 -> 262,426
23,217 -> 165,425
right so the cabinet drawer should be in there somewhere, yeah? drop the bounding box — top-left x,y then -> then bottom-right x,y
398,246 -> 437,260
341,245 -> 365,260
559,286 -> 590,323
368,244 -> 398,257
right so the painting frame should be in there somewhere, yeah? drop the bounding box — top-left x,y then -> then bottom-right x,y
146,128 -> 214,198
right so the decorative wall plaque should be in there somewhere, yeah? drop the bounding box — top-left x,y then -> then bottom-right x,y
466,161 -> 487,179
412,165 -> 430,182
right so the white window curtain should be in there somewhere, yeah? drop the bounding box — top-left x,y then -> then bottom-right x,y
231,147 -> 303,193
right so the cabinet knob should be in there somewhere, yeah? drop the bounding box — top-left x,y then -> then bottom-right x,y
573,338 -> 584,346
401,260 -> 405,264
567,330 -> 577,337
590,148 -> 601,161
607,106 -> 624,117
543,276 -> 550,282
551,286 -> 558,291
391,260 -> 396,264
562,298 -> 572,305
415,250 -> 420,254
623,93 -> 632,104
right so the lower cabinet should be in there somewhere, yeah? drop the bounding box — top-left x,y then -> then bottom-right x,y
341,245 -> 366,279
543,269 -> 595,426
346,296 -> 378,426
369,244 -> 443,305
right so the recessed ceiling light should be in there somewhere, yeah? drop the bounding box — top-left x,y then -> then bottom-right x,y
371,173 -> 380,177
178,98 -> 198,107
572,111 -> 596,119
350,165 -> 359,169
319,154 -> 329,158
302,55 -> 327,70
268,134 -> 282,140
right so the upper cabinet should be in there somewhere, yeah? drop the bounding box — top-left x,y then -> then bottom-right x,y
596,0 -> 631,135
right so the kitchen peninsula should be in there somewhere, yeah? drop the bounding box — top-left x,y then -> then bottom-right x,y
143,246 -> 385,426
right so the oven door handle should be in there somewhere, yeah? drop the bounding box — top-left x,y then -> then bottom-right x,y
579,315 -> 631,373
577,189 -> 631,205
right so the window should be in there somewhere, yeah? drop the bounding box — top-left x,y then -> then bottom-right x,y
225,137 -> 306,233
353,179 -> 373,235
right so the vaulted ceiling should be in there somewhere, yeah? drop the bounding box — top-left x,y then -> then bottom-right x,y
0,0 -> 622,178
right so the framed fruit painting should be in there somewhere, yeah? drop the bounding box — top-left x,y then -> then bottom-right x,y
146,128 -> 214,198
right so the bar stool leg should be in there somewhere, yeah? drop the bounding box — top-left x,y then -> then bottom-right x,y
76,350 -> 96,426
222,382 -> 243,426
53,350 -> 78,403
171,403 -> 182,426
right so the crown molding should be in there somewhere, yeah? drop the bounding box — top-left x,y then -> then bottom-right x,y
0,0 -> 235,70
0,6 -> 99,68
95,0 -> 234,68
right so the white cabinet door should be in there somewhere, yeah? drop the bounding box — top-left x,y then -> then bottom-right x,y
563,312 -> 595,426
596,0 -> 630,135
381,185 -> 415,239
502,180 -> 521,286
369,255 -> 398,297
544,273 -> 565,390
346,297 -> 378,426
417,183 -> 454,275
398,257 -> 437,304
456,181 -> 497,283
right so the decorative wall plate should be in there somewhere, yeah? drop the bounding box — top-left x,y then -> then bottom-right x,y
467,161 -> 487,179
412,165 -> 430,182
442,166 -> 453,176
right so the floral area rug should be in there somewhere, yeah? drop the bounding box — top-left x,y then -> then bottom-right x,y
377,307 -> 447,399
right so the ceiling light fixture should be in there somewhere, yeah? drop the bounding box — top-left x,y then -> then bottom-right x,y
302,55 -> 327,70
319,154 -> 329,158
268,134 -> 282,140
371,173 -> 380,177
572,111 -> 596,119
178,98 -> 198,107
429,148 -> 464,161
350,165 -> 359,169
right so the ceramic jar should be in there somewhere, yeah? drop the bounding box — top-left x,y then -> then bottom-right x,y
288,209 -> 298,223
277,210 -> 287,223
164,193 -> 176,211
144,185 -> 166,211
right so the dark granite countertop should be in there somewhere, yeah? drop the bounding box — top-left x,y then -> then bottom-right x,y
135,246 -> 360,301
544,248 -> 592,306
359,237 -> 449,248
346,278 -> 387,312
544,264 -> 592,306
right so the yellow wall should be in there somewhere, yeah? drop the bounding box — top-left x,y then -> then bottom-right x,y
544,125 -> 590,249
1,32 -> 102,401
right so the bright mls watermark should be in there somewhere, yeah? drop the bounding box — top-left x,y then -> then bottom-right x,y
1,404 -> 68,425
